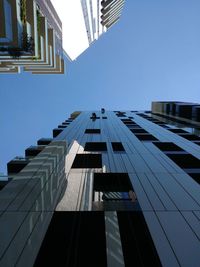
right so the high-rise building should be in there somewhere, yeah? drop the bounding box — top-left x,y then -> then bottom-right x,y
51,0 -> 125,60
0,0 -> 64,74
1,103 -> 200,266
0,0 -> 125,73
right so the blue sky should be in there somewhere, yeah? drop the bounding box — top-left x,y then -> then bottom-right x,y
1,0 -> 200,174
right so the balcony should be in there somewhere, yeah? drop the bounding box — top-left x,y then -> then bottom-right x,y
37,138 -> 52,145
53,128 -> 63,138
7,157 -> 30,175
92,173 -> 140,211
58,125 -> 67,129
25,145 -> 45,157
175,103 -> 199,119
0,175 -> 9,190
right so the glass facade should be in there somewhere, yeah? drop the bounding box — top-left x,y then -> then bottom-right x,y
1,107 -> 200,266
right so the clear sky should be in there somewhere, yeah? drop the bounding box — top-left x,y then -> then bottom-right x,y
1,0 -> 200,174
51,0 -> 91,60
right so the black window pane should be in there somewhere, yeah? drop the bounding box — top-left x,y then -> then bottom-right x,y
194,142 -> 200,146
130,129 -> 148,134
93,173 -> 132,192
121,119 -> 133,122
34,212 -> 107,267
111,142 -> 125,152
85,129 -> 101,134
124,121 -> 136,125
178,134 -> 200,141
72,154 -> 102,168
168,129 -> 189,133
135,134 -> 158,141
117,211 -> 162,267
167,154 -> 200,168
187,173 -> 200,184
84,142 -> 107,151
153,142 -> 184,152
117,114 -> 126,117
126,125 -> 141,129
